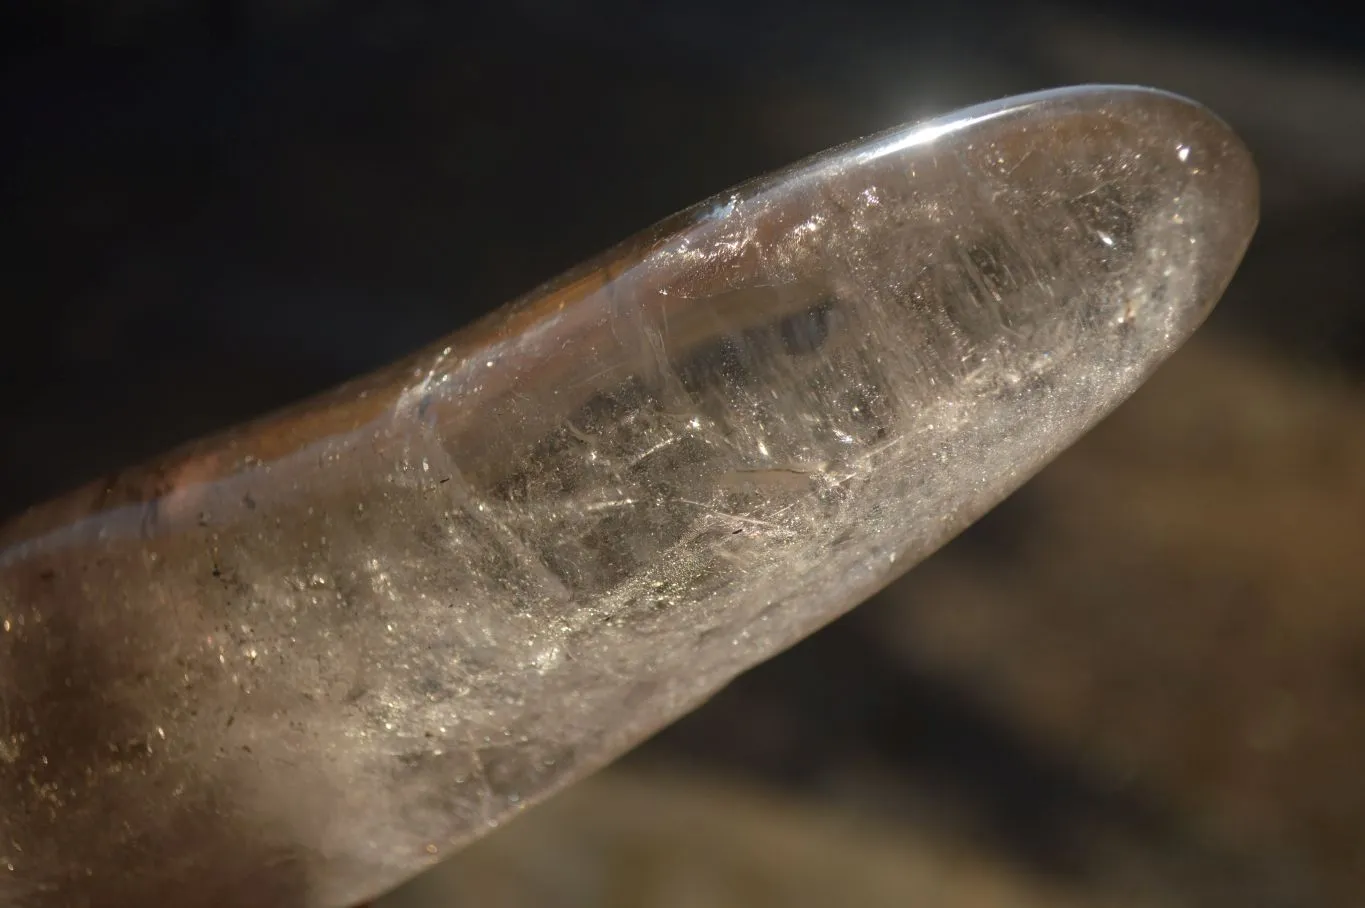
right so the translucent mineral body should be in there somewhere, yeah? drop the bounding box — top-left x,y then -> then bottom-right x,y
0,85 -> 1257,907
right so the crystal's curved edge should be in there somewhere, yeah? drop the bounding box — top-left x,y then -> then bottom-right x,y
838,84 -> 1231,167
862,83 -> 1218,150
841,84 -> 1159,160
498,83 -> 1251,327
766,83 -> 1252,223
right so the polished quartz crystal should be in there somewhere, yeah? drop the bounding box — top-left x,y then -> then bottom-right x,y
0,85 -> 1257,907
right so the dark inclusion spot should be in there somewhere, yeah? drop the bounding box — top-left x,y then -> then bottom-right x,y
1064,182 -> 1137,264
414,677 -> 447,697
629,433 -> 716,485
678,334 -> 750,392
417,391 -> 435,423
963,241 -> 1016,299
677,297 -> 837,392
777,298 -> 835,355
566,382 -> 648,437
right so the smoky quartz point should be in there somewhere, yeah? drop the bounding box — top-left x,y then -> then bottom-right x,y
0,85 -> 1257,907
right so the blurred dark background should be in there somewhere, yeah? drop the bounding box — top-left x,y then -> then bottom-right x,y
3,2 -> 1364,906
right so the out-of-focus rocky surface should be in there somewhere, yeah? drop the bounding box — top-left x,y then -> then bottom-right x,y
382,767 -> 1152,908
4,3 -> 1364,906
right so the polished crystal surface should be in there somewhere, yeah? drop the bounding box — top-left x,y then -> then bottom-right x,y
0,85 -> 1257,907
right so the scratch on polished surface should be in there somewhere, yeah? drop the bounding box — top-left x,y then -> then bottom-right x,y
0,85 -> 1257,907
